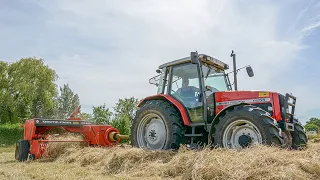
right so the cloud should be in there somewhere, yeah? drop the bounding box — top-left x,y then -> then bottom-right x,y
1,0 -> 319,123
301,21 -> 320,32
291,0 -> 314,31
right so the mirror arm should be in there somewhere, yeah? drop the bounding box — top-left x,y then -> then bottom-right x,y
225,65 -> 251,75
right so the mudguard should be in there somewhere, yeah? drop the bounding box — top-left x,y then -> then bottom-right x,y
138,94 -> 191,126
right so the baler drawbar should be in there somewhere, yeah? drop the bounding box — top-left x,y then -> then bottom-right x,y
15,118 -> 129,161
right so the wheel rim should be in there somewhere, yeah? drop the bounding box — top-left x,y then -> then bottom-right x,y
223,119 -> 262,149
136,113 -> 167,150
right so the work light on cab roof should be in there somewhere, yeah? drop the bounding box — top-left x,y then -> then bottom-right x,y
158,52 -> 229,70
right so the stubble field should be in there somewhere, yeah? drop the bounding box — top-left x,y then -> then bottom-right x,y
0,138 -> 319,180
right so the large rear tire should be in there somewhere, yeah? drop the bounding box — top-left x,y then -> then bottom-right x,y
290,119 -> 308,150
211,105 -> 283,149
131,100 -> 186,150
15,139 -> 30,162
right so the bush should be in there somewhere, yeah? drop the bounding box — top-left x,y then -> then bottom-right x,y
0,123 -> 24,147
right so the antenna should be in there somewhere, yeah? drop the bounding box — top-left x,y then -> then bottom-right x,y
230,50 -> 237,90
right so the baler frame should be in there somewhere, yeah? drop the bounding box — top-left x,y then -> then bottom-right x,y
16,118 -> 129,161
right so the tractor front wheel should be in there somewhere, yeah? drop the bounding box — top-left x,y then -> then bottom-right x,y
15,139 -> 30,161
212,105 -> 283,149
131,100 -> 185,150
290,119 -> 308,150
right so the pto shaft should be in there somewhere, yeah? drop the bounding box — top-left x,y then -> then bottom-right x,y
109,131 -> 130,142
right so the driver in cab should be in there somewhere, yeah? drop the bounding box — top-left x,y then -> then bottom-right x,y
174,78 -> 219,107
176,78 -> 199,97
175,78 -> 200,107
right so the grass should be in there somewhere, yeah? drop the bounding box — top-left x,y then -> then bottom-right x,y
0,141 -> 320,180
0,146 -> 15,153
308,134 -> 320,139
0,123 -> 23,147
308,133 -> 320,143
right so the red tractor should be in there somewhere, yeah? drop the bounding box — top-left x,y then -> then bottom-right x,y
131,51 -> 308,150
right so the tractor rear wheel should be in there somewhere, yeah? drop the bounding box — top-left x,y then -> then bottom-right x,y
131,100 -> 185,150
15,139 -> 30,161
290,119 -> 308,150
211,105 -> 283,149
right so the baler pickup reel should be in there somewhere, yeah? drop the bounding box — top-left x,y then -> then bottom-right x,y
16,118 -> 130,161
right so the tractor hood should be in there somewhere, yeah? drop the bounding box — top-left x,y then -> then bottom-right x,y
213,90 -> 283,121
214,90 -> 276,104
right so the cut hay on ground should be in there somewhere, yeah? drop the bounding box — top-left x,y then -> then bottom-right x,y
42,131 -> 87,160
1,140 -> 319,180
53,143 -> 320,180
38,138 -> 320,179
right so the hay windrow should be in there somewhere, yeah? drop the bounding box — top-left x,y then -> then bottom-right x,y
34,141 -> 320,180
42,131 -> 86,160
313,138 -> 320,143
12,132 -> 319,180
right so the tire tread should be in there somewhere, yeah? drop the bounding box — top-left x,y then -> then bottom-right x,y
212,105 -> 283,147
15,139 -> 30,161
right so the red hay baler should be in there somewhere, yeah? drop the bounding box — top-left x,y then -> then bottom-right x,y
15,116 -> 129,161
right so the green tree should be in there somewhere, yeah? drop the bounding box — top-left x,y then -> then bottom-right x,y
0,57 -> 58,123
111,114 -> 131,135
111,97 -> 139,135
0,62 -> 17,123
92,104 -> 112,124
306,118 -> 320,127
304,123 -> 319,132
8,58 -> 58,119
55,84 -> 80,119
81,112 -> 92,121
113,97 -> 139,123
304,117 -> 320,132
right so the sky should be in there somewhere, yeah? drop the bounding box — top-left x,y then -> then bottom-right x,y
0,0 -> 319,124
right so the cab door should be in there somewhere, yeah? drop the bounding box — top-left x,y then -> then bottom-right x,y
201,63 -> 230,122
168,63 -> 204,122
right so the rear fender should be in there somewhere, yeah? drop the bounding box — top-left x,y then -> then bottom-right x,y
138,94 -> 190,126
208,103 -> 250,142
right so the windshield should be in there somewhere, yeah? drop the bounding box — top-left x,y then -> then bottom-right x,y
202,63 -> 228,92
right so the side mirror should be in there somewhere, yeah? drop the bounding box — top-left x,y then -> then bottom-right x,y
246,66 -> 254,77
191,51 -> 199,64
156,69 -> 162,73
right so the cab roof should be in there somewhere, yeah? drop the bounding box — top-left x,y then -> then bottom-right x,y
158,54 -> 229,70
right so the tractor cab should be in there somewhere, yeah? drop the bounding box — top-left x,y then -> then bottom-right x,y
149,52 -> 231,122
